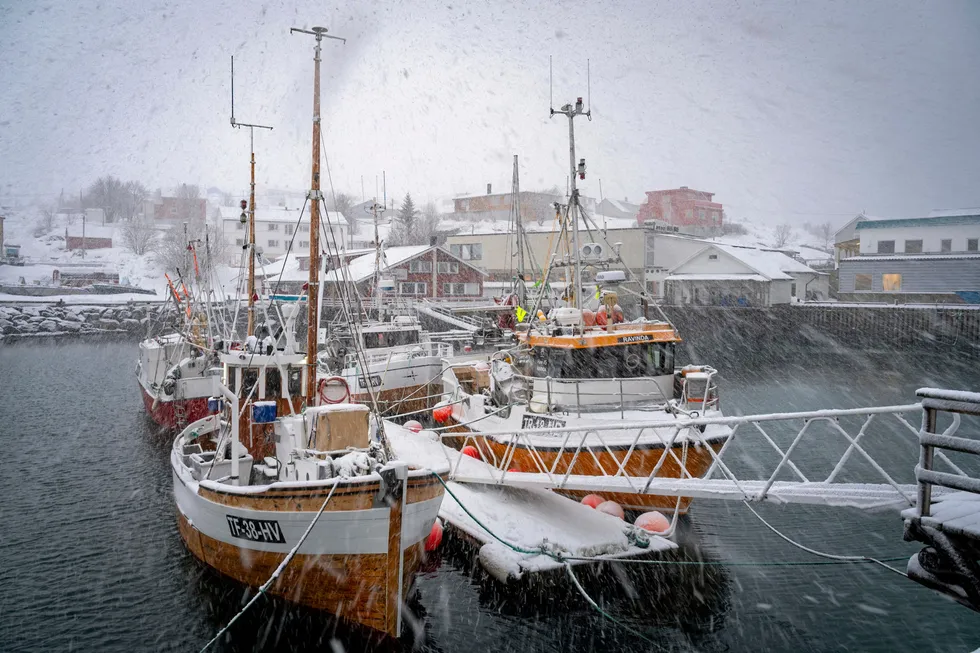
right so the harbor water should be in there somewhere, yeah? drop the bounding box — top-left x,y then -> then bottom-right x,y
0,340 -> 978,651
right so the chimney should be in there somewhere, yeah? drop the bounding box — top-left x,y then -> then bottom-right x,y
429,235 -> 438,246
487,183 -> 492,195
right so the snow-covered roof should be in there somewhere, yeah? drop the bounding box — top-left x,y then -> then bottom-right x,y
325,245 -> 430,283
928,208 -> 980,218
218,205 -> 347,226
671,243 -> 818,281
840,253 -> 980,263
258,252 -> 307,282
444,215 -> 638,237
665,273 -> 768,282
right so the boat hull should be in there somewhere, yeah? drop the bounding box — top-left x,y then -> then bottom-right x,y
444,416 -> 727,514
138,381 -> 210,429
173,466 -> 444,637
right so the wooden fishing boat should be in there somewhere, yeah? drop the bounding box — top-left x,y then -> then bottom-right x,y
172,26 -> 446,639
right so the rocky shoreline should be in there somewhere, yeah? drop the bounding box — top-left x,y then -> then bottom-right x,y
0,302 -> 167,340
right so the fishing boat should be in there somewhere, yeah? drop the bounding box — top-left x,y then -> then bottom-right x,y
437,95 -> 731,514
172,26 -> 446,639
316,203 -> 451,416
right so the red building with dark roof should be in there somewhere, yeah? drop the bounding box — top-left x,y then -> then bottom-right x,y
637,187 -> 723,229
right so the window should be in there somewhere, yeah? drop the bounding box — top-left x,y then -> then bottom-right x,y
299,240 -> 309,248
969,238 -> 979,252
713,211 -> 720,223
708,254 -> 718,260
285,224 -> 294,235
904,239 -> 922,253
409,260 -> 433,273
235,238 -> 243,246
685,209 -> 693,220
876,240 -> 895,254
442,282 -> 479,295
449,243 -> 482,260
437,261 -> 459,274
790,282 -> 797,297
698,208 -> 706,220
267,239 -> 279,248
855,274 -> 872,291
399,282 -> 427,295
882,273 -> 902,291
941,239 -> 952,253
267,223 -> 279,231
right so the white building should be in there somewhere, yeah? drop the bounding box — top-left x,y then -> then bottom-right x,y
857,210 -> 980,256
665,243 -> 827,306
220,205 -> 348,260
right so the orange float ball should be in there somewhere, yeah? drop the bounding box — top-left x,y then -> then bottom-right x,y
461,445 -> 481,459
634,511 -> 670,533
404,420 -> 423,433
580,494 -> 606,509
596,500 -> 625,520
432,404 -> 453,424
582,309 -> 596,327
425,518 -> 444,552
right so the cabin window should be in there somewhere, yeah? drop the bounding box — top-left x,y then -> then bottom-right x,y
542,343 -> 675,379
287,369 -> 303,396
241,369 -> 259,398
882,273 -> 902,291
265,368 -> 282,399
876,240 -> 895,254
362,330 -> 420,349
855,274 -> 872,291
904,240 -> 922,254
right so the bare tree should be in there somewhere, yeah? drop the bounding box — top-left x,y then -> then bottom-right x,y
121,216 -> 158,255
773,223 -> 793,248
155,220 -> 226,279
815,221 -> 833,250
173,183 -> 203,223
83,176 -> 127,223
122,181 -> 148,221
328,192 -> 356,235
34,204 -> 57,237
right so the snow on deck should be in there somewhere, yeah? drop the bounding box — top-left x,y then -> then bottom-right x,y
386,423 -> 674,581
902,492 -> 980,539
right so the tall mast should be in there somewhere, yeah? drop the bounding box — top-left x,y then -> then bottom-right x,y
511,154 -> 526,306
229,55 -> 272,337
291,26 -> 345,401
551,95 -> 590,324
367,200 -> 385,315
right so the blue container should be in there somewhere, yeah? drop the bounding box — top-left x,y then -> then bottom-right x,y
252,401 -> 277,424
207,397 -> 224,413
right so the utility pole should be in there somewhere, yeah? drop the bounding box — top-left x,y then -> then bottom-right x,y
290,25 -> 345,401
230,55 -> 273,337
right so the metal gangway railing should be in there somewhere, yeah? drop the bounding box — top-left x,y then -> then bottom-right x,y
344,340 -> 454,369
902,388 -> 980,610
443,399 -> 975,511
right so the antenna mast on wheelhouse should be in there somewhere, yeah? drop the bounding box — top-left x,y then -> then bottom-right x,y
290,25 -> 345,401
230,55 -> 273,337
549,57 -> 591,329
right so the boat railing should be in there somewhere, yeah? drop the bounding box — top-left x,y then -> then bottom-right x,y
508,371 -> 677,418
345,341 -> 454,369
912,388 -> 980,518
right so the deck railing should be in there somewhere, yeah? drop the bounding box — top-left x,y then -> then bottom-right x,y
914,387 -> 980,518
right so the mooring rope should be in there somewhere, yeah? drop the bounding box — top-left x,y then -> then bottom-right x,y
198,481 -> 339,652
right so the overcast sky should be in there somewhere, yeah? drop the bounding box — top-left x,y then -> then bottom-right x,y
1,0 -> 978,225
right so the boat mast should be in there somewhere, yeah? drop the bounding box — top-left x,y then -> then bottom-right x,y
368,200 -> 385,315
550,57 -> 590,328
512,154 -> 526,306
230,55 -> 272,337
291,25 -> 345,400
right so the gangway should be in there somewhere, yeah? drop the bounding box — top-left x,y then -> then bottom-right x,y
415,300 -> 483,332
438,391 -> 980,609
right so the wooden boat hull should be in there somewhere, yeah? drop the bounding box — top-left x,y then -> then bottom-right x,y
445,420 -> 726,514
172,465 -> 445,637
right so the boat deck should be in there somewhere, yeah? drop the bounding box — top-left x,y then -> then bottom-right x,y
902,491 -> 980,540
386,424 -> 675,582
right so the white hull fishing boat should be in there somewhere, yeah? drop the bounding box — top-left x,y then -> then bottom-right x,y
439,94 -> 731,514
173,26 -> 446,639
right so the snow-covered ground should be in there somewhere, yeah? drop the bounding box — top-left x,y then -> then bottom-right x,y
700,217 -> 834,262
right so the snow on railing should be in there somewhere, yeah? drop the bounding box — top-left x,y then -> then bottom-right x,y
914,387 -> 980,518
441,402 -> 966,510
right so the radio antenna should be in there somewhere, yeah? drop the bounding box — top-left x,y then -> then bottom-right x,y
587,58 -> 591,114
229,54 -> 272,336
549,55 -> 554,115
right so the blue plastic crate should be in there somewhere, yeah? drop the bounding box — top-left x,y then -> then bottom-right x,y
252,401 -> 277,424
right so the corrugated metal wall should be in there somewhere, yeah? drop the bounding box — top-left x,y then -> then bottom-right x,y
838,258 -> 980,293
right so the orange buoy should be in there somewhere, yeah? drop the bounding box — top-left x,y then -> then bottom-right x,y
596,500 -> 625,520
612,304 -> 625,324
433,404 -> 453,424
582,309 -> 596,327
404,420 -> 423,433
580,494 -> 606,509
461,445 -> 481,459
635,511 -> 670,533
595,306 -> 608,326
425,518 -> 444,552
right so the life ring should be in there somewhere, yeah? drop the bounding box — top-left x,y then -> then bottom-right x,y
317,376 -> 350,404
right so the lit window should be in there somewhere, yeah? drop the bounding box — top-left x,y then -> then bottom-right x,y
876,241 -> 895,254
941,239 -> 951,253
904,240 -> 922,254
882,273 -> 902,291
855,274 -> 872,291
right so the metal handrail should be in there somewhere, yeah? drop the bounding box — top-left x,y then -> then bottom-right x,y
345,341 -> 454,368
915,387 -> 980,518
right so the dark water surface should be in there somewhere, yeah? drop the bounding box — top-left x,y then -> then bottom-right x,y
1,341 -> 978,652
